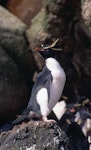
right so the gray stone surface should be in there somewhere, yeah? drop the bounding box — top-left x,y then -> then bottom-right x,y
0,121 -> 71,150
0,46 -> 29,122
0,6 -> 36,122
0,6 -> 35,84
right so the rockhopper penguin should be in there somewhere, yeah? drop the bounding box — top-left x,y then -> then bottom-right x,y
12,40 -> 66,124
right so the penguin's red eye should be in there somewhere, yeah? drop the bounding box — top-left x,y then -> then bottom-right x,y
70,108 -> 76,113
34,47 -> 41,52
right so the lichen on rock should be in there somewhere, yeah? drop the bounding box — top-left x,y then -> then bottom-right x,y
0,121 -> 71,150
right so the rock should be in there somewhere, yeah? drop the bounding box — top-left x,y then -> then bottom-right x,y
81,0 -> 91,38
0,121 -> 71,150
26,0 -> 79,49
26,6 -> 51,48
0,6 -> 35,86
0,6 -> 36,122
0,46 -> 29,123
26,8 -> 49,70
4,0 -> 42,26
26,0 -> 80,70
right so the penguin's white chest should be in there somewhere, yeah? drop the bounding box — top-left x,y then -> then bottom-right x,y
46,58 -> 66,110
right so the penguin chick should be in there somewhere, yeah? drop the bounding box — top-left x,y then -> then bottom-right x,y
12,42 -> 66,124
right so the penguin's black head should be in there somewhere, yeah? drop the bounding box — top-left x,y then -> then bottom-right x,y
35,39 -> 63,59
35,47 -> 54,59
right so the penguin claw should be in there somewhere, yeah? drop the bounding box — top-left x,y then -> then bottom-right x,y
42,116 -> 56,123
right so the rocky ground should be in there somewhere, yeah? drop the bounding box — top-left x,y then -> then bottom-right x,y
0,121 -> 70,150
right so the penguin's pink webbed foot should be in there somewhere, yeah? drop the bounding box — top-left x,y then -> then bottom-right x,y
42,116 -> 56,123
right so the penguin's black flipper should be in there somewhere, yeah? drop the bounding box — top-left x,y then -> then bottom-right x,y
33,66 -> 52,99
12,115 -> 29,125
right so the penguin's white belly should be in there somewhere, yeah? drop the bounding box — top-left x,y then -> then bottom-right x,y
46,57 -> 66,113
36,70 -> 66,117
49,70 -> 66,110
37,57 -> 66,117
53,100 -> 66,120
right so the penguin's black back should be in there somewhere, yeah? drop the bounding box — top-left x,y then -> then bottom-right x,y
66,123 -> 89,150
25,66 -> 52,115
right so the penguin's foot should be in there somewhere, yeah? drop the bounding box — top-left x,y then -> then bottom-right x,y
29,111 -> 41,120
42,116 -> 56,123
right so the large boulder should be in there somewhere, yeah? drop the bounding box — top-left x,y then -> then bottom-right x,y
0,122 -> 71,150
0,6 -> 36,122
0,46 -> 29,122
4,0 -> 42,26
26,8 -> 49,70
0,6 -> 35,85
